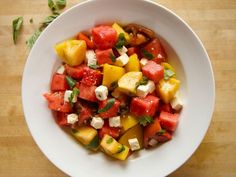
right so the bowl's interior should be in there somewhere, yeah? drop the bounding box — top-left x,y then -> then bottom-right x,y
22,0 -> 214,176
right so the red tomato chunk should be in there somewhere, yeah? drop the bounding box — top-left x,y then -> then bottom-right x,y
142,61 -> 164,83
130,95 -> 159,117
92,26 -> 117,49
50,74 -> 68,91
95,48 -> 114,65
159,111 -> 179,132
99,99 -> 120,118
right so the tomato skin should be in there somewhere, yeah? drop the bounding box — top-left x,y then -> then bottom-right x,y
142,61 -> 164,83
44,92 -> 72,113
65,64 -> 86,80
56,112 -> 69,126
81,67 -> 102,86
143,38 -> 167,63
95,48 -> 114,65
76,32 -> 94,49
98,99 -> 120,119
159,111 -> 179,132
50,74 -> 68,91
76,83 -> 98,102
98,122 -> 120,139
130,95 -> 159,117
143,117 -> 162,148
92,26 -> 117,49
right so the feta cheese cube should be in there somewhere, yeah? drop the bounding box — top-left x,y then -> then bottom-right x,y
67,113 -> 78,124
146,80 -> 155,93
136,85 -> 150,98
115,53 -> 129,66
95,85 -> 108,101
170,96 -> 183,111
140,58 -> 148,67
90,117 -> 104,129
117,46 -> 128,55
86,50 -> 97,66
109,116 -> 121,127
148,138 -> 158,146
128,138 -> 140,151
64,90 -> 77,103
56,65 -> 65,74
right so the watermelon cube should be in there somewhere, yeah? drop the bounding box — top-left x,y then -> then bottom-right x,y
159,111 -> 179,131
142,61 -> 164,83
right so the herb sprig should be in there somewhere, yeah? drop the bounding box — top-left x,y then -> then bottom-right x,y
12,17 -> 23,44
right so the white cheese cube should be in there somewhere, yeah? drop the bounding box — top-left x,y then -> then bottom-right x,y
170,96 -> 183,111
86,50 -> 97,66
146,80 -> 155,93
140,58 -> 148,67
95,85 -> 108,101
56,65 -> 65,74
109,116 -> 121,127
117,46 -> 128,55
90,117 -> 104,129
115,53 -> 129,66
128,138 -> 140,151
67,113 -> 78,124
148,138 -> 158,146
136,85 -> 150,98
64,90 -> 77,103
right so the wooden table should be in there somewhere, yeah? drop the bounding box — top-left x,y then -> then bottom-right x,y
0,0 -> 235,176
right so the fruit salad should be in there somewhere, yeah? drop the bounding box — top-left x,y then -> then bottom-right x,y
43,23 -> 183,160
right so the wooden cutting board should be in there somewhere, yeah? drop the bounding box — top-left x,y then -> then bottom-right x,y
0,0 -> 235,176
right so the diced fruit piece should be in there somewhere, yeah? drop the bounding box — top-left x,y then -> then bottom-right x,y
130,95 -> 159,117
157,78 -> 180,103
98,99 -> 120,118
44,92 -> 72,113
95,49 -> 115,65
100,134 -> 123,154
81,67 -> 102,86
120,114 -> 139,133
102,64 -> 125,88
77,104 -> 92,125
95,85 -> 108,101
159,111 -> 179,132
109,116 -> 121,127
130,33 -> 148,46
114,53 -> 129,67
50,74 -> 68,91
143,38 -> 166,63
98,122 -> 120,139
125,54 -> 140,72
161,62 -> 175,73
112,23 -> 130,42
119,124 -> 143,149
128,138 -> 141,151
154,131 -> 172,143
55,40 -> 87,66
111,145 -> 130,160
91,117 -> 104,129
56,112 -> 69,126
92,26 -> 117,49
143,117 -> 161,148
118,71 -> 142,94
65,64 -> 85,79
142,61 -> 164,83
76,83 -> 98,102
158,102 -> 173,113
72,126 -> 97,146
76,32 -> 94,49
127,47 -> 141,58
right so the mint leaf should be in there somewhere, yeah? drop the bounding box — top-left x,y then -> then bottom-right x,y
89,64 -> 100,70
136,76 -> 148,88
56,0 -> 66,9
106,137 -> 113,144
26,29 -> 41,49
110,81 -> 118,90
68,88 -> 79,105
41,14 -> 59,29
86,135 -> 99,149
117,144 -> 125,153
164,69 -> 175,80
142,49 -> 154,60
157,129 -> 166,135
110,53 -> 116,63
115,33 -> 126,49
12,17 -> 23,44
98,98 -> 115,113
66,76 -> 77,88
48,0 -> 58,12
139,116 -> 153,126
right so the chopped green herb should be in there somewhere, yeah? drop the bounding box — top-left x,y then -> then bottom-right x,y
119,104 -> 129,115
142,49 -> 154,60
110,53 -> 116,62
76,106 -> 82,115
68,88 -> 80,105
106,137 -> 113,144
12,16 -> 23,44
29,18 -> 33,23
115,33 -> 126,49
164,69 -> 175,80
110,81 -> 118,90
56,0 -> 66,9
136,76 -> 148,88
40,14 -> 59,29
157,129 -> 166,135
139,116 -> 153,126
117,144 -> 125,153
71,129 -> 78,134
48,0 -> 58,12
26,29 -> 41,49
98,98 -> 115,113
89,64 -> 100,70
66,76 -> 76,88
86,135 -> 99,149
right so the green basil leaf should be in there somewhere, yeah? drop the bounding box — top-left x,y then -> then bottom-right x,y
12,17 -> 23,44
26,29 -> 41,49
89,64 -> 100,70
117,144 -> 125,153
68,88 -> 80,105
98,98 -> 115,113
106,137 -> 113,144
56,0 -> 66,9
66,76 -> 77,88
86,135 -> 100,149
110,53 -> 116,63
48,0 -> 58,12
115,33 -> 126,49
164,69 -> 175,80
157,129 -> 166,136
139,116 -> 153,126
41,14 -> 59,28
142,49 -> 154,60
136,76 -> 148,88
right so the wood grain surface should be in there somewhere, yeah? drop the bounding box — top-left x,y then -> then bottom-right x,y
0,0 -> 235,176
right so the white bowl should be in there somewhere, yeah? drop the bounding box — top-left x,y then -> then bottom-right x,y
22,0 -> 215,176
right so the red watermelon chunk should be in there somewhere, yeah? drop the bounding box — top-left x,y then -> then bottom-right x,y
142,61 -> 164,83
50,74 -> 68,91
76,83 -> 98,102
95,48 -> 114,65
98,99 -> 120,119
65,64 -> 85,80
56,112 -> 69,126
81,67 -> 102,86
159,111 -> 179,132
98,122 -> 120,139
